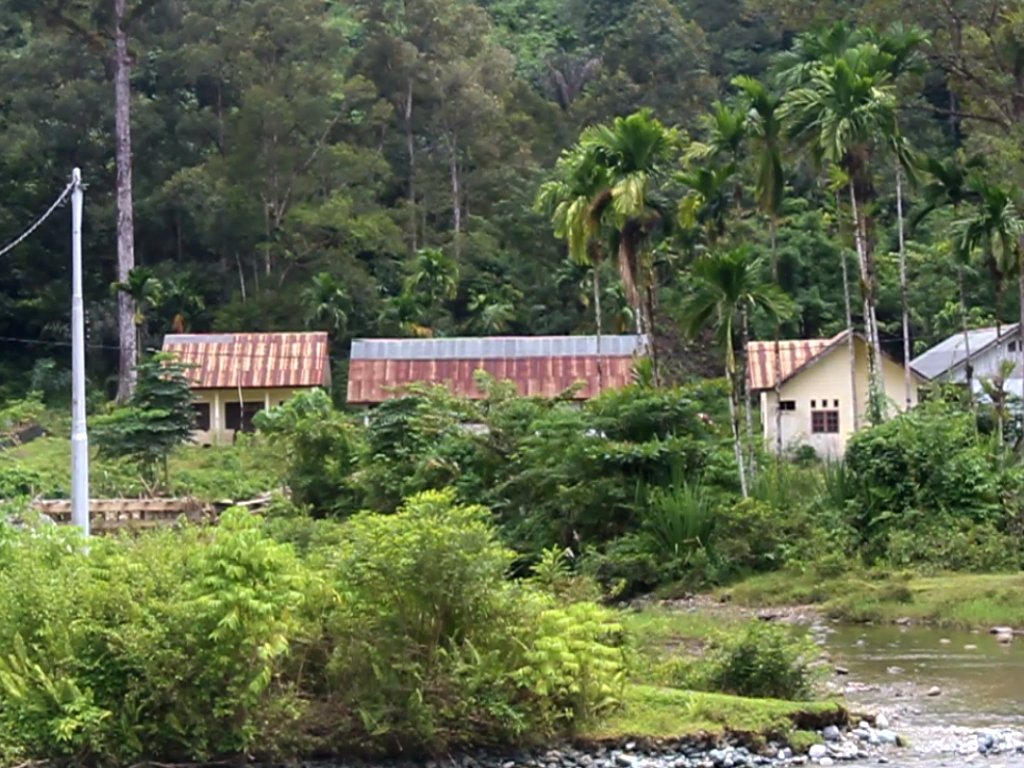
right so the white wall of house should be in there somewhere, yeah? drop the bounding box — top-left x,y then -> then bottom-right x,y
190,386 -> 307,445
760,337 -> 921,459
944,338 -> 1024,383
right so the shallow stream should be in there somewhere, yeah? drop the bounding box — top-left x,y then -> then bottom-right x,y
822,623 -> 1024,766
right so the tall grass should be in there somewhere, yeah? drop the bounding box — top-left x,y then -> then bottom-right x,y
641,479 -> 714,562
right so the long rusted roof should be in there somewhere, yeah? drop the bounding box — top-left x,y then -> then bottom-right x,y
746,332 -> 848,391
346,335 -> 644,404
162,332 -> 330,390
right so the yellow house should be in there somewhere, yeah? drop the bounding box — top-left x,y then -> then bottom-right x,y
162,332 -> 330,445
746,331 -> 925,458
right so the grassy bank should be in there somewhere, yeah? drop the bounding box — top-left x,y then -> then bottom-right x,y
584,607 -> 844,751
720,571 -> 1024,628
1,434 -> 283,500
583,684 -> 844,749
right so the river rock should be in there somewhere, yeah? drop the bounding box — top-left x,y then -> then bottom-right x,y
878,730 -> 899,745
822,725 -> 841,742
875,714 -> 890,730
965,644 -> 978,650
817,759 -> 833,767
926,686 -> 942,696
807,745 -> 827,760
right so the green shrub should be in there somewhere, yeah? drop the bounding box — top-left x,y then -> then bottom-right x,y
689,622 -> 818,701
885,520 -> 1020,573
255,389 -> 363,516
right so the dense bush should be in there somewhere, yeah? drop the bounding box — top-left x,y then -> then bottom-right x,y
254,389 -> 363,515
0,491 -> 625,765
687,622 -> 818,701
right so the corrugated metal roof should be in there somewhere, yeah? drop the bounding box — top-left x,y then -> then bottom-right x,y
911,325 -> 1018,380
346,335 -> 644,404
350,335 -> 645,361
162,332 -> 330,390
746,332 -> 848,390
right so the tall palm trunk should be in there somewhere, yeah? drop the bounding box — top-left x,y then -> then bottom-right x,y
726,356 -> 748,498
114,0 -> 138,403
404,78 -> 417,254
896,164 -> 912,409
958,267 -> 975,405
741,305 -> 757,484
591,253 -> 604,390
849,185 -> 884,423
1018,241 -> 1024,395
770,221 -> 784,458
837,189 -> 860,431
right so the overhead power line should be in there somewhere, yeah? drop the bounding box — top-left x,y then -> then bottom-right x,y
0,182 -> 74,259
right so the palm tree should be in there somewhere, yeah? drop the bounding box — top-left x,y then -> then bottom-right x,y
734,75 -> 787,458
677,163 -> 737,250
913,152 -> 985,398
579,110 -> 680,354
113,267 -> 163,355
957,181 -> 1023,370
682,247 -> 792,497
302,272 -> 349,335
780,43 -> 901,424
537,147 -> 610,384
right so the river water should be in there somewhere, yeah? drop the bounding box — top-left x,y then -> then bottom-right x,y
821,623 -> 1024,766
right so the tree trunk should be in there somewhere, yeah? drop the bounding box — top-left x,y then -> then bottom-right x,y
896,164 -> 913,409
727,363 -> 748,498
958,267 -> 974,405
403,78 -> 417,254
741,305 -> 756,484
592,260 -> 604,390
770,220 -> 784,459
449,130 -> 461,259
1018,243 -> 1024,397
839,236 -> 860,430
618,234 -> 645,337
849,185 -> 883,424
114,0 -> 138,403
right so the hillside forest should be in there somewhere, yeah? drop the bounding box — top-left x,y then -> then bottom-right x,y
3,0 -> 1024,402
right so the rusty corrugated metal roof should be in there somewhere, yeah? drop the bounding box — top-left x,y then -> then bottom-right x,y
746,332 -> 848,391
346,335 -> 644,404
162,332 -> 329,389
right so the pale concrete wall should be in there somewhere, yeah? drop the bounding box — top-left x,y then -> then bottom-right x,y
191,387 -> 306,445
761,337 -> 922,459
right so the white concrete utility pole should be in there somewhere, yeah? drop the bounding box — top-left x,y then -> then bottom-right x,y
70,168 -> 90,537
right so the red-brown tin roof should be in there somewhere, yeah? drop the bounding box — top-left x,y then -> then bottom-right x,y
346,335 -> 643,404
746,332 -> 848,391
162,332 -> 329,390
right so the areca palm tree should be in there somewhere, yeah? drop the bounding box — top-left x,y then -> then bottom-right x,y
537,147 -> 611,384
780,43 -> 901,424
302,272 -> 349,335
734,75 -> 787,457
682,247 -> 792,497
957,181 -> 1023,367
580,110 -> 680,350
914,153 -> 985,396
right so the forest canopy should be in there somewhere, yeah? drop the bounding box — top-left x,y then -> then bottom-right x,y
1,0 -> 1022,400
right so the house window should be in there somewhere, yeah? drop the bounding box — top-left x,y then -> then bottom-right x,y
225,402 -> 264,433
1010,341 -> 1019,353
811,400 -> 816,408
779,400 -> 796,411
811,410 -> 840,434
192,403 -> 211,431
833,399 -> 840,408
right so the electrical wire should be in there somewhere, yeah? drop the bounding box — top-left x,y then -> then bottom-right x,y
0,335 -> 346,361
0,182 -> 74,259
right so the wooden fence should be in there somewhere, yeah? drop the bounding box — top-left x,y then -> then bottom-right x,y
22,494 -> 273,533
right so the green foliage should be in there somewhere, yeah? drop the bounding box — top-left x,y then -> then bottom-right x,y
844,401 -> 1004,558
0,490 -> 627,764
688,622 -> 819,701
91,354 -> 195,489
255,389 -> 363,515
